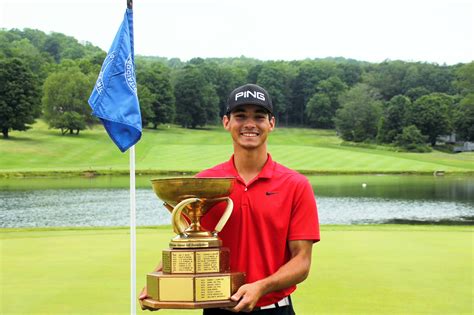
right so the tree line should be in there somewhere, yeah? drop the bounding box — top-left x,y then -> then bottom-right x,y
1,28 -> 473,151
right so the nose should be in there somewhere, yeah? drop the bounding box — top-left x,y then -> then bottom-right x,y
242,117 -> 257,128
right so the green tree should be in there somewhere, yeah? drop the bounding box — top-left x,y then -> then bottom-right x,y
42,65 -> 95,135
363,60 -> 408,100
305,76 -> 347,128
405,93 -> 452,146
402,63 -> 454,96
215,65 -> 247,116
174,66 -> 218,128
137,84 -> 155,128
201,84 -> 220,125
305,93 -> 331,128
43,35 -> 61,63
8,38 -> 47,77
21,28 -> 48,49
405,87 -> 430,102
334,84 -> 383,142
0,58 -> 41,138
453,93 -> 474,141
256,62 -> 294,125
290,60 -> 339,125
336,61 -> 363,87
188,58 -> 219,85
454,62 -> 474,95
394,125 -> 431,152
136,61 -> 175,128
377,95 -> 411,143
247,64 -> 263,84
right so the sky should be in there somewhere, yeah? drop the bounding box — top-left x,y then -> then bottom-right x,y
1,0 -> 473,65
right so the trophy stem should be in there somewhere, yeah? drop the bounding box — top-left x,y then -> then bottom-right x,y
188,221 -> 201,232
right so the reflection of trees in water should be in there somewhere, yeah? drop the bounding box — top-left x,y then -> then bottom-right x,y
1,176 -> 473,227
312,176 -> 474,202
383,216 -> 474,225
317,197 -> 473,225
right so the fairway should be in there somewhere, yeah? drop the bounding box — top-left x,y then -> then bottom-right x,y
1,225 -> 472,314
1,121 -> 473,175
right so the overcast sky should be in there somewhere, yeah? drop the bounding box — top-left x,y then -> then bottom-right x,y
1,0 -> 473,65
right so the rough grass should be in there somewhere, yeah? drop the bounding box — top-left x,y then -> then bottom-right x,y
1,120 -> 473,176
1,225 -> 472,314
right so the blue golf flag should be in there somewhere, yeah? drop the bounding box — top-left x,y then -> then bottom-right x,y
89,8 -> 142,152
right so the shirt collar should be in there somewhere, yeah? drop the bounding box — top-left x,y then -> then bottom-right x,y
226,153 -> 275,181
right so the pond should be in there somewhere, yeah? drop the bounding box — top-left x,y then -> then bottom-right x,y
0,175 -> 473,228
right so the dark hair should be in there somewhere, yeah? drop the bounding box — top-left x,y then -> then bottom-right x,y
225,106 -> 273,119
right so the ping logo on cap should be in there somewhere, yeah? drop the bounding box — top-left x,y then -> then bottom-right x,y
235,90 -> 266,102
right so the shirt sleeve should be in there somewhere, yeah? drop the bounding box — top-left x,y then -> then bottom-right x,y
287,177 -> 320,242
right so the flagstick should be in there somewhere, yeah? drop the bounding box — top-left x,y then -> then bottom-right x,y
130,145 -> 137,315
128,1 -> 136,314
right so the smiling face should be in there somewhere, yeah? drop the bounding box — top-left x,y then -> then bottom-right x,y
223,105 -> 275,151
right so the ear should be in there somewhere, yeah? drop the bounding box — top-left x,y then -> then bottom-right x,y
222,115 -> 230,131
269,116 -> 275,132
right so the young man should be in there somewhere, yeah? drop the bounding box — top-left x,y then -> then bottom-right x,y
197,83 -> 320,314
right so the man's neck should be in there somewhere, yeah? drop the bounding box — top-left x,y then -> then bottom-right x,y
233,146 -> 268,184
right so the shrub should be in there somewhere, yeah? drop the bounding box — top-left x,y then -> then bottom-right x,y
394,125 -> 432,152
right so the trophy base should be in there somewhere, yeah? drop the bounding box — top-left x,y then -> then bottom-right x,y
142,298 -> 238,309
146,271 -> 245,309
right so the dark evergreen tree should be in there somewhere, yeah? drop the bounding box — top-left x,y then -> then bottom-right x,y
0,58 -> 41,138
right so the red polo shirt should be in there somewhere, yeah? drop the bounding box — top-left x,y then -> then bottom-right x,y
197,154 -> 319,307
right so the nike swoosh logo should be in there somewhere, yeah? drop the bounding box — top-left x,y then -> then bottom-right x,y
266,191 -> 278,195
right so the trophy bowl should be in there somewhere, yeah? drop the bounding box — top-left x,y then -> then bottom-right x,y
151,177 -> 235,206
151,177 -> 236,248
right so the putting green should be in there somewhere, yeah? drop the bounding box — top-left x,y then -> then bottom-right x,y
1,225 -> 472,314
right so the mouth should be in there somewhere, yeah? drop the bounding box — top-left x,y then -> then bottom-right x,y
240,131 -> 260,137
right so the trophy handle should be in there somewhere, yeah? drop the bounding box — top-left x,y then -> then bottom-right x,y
211,197 -> 234,235
163,202 -> 174,212
171,197 -> 200,235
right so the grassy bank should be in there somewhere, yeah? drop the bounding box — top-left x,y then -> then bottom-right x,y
1,121 -> 473,177
1,225 -> 472,314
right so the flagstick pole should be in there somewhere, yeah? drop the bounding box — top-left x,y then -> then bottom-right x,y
130,145 -> 137,315
127,1 -> 136,313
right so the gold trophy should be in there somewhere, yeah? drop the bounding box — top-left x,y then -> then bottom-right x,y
142,177 -> 245,309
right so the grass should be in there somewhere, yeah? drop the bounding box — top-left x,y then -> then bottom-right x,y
1,225 -> 472,314
1,121 -> 473,176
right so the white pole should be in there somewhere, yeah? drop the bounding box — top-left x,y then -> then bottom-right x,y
130,145 -> 137,315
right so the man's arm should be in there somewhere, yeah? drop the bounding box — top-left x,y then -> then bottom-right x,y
229,240 -> 314,313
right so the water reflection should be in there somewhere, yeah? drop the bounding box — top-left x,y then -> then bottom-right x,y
0,188 -> 165,228
0,175 -> 473,228
318,197 -> 473,224
312,175 -> 474,202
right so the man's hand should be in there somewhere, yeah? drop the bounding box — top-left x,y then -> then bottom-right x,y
138,286 -> 160,312
138,286 -> 147,309
227,281 -> 265,313
138,263 -> 163,311
228,240 -> 314,312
